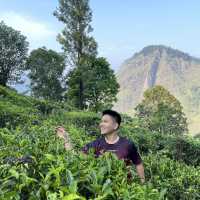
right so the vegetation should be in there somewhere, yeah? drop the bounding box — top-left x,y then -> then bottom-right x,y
54,0 -> 97,66
135,85 -> 188,135
0,86 -> 200,199
66,57 -> 119,112
26,47 -> 65,101
0,1 -> 199,199
0,21 -> 29,86
1,1 -> 119,114
54,0 -> 97,109
54,0 -> 118,111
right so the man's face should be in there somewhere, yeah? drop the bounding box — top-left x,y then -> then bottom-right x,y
99,114 -> 118,135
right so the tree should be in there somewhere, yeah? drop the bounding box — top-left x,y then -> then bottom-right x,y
66,57 -> 119,112
54,0 -> 97,66
26,47 -> 65,101
54,0 -> 97,109
135,85 -> 188,135
0,21 -> 29,86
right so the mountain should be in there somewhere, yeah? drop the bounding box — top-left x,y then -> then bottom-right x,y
113,45 -> 200,135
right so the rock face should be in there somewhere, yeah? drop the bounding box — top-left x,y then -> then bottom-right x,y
114,45 -> 200,134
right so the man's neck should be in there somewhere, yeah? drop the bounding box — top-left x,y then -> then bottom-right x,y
104,132 -> 119,144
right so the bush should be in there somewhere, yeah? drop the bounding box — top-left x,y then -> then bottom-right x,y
0,86 -> 64,128
0,126 -> 164,200
52,111 -> 100,133
170,136 -> 200,166
33,99 -> 61,115
144,154 -> 200,200
0,101 -> 39,128
1,121 -> 199,199
0,86 -> 200,199
120,125 -> 200,166
0,86 -> 34,108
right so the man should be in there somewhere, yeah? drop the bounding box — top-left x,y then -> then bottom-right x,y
56,110 -> 145,183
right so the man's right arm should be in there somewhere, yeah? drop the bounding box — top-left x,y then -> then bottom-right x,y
55,126 -> 97,153
136,163 -> 145,183
128,141 -> 145,183
81,141 -> 94,154
55,126 -> 72,150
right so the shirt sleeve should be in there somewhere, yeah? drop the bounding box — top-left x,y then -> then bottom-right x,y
81,139 -> 100,154
128,141 -> 142,165
81,142 -> 93,154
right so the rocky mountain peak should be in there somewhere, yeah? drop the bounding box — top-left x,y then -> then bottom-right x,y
132,45 -> 193,61
114,45 -> 200,135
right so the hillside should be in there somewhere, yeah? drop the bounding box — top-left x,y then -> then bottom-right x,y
0,86 -> 200,199
114,45 -> 200,135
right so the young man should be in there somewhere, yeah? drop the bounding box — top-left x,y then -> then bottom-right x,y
56,110 -> 145,183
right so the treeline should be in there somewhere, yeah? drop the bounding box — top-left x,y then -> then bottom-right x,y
0,0 -> 189,135
0,0 -> 119,112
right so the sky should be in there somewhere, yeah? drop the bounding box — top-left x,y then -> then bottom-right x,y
1,0 -> 200,72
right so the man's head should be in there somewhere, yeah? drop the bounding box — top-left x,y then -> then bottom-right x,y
99,110 -> 121,135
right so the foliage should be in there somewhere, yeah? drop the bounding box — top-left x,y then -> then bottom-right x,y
0,119 -> 200,199
63,111 -> 100,129
0,21 -> 29,86
135,85 -> 188,135
54,0 -> 97,66
120,124 -> 200,166
26,47 -> 65,101
0,88 -> 200,199
0,101 -> 38,128
54,0 -> 98,109
170,136 -> 200,166
66,57 -> 119,112
144,154 -> 200,200
50,111 -> 100,140
0,125 -> 163,200
0,85 -> 34,108
0,86 -> 61,128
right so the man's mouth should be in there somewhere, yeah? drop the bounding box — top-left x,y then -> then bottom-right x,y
100,128 -> 106,132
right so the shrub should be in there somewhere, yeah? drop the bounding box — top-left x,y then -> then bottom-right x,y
120,125 -> 200,166
0,101 -> 39,128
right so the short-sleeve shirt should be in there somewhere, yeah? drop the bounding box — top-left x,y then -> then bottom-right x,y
81,136 -> 142,165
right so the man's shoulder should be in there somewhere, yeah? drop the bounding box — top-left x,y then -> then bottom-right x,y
87,137 -> 105,147
119,136 -> 134,145
81,137 -> 104,153
119,136 -> 138,149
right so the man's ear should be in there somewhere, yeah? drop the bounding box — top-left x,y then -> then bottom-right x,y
114,123 -> 119,130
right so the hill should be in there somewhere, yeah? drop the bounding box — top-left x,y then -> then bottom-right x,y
114,45 -> 200,135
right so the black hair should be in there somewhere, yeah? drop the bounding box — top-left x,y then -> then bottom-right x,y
102,109 -> 121,127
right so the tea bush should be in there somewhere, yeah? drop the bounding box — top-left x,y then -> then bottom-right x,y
121,125 -> 200,166
0,86 -> 200,199
0,117 -> 200,199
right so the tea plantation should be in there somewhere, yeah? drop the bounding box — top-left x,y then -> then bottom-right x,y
0,86 -> 200,200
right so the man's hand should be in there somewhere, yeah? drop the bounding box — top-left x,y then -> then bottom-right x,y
135,163 -> 145,183
55,126 -> 68,140
55,126 -> 72,150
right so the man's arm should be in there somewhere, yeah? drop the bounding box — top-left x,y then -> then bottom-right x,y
55,126 -> 73,150
63,137 -> 73,150
135,163 -> 145,183
128,141 -> 145,183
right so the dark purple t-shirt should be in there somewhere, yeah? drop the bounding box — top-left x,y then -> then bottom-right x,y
82,137 -> 142,165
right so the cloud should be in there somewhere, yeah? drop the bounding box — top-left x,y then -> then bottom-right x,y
0,11 -> 60,50
0,11 -> 56,39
